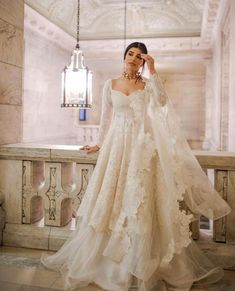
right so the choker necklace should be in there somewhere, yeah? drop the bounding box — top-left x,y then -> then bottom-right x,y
122,71 -> 141,80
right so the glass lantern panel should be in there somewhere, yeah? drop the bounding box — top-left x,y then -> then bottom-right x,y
87,71 -> 93,105
64,68 -> 88,105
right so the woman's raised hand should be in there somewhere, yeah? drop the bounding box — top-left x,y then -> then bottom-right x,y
80,145 -> 100,153
140,54 -> 156,75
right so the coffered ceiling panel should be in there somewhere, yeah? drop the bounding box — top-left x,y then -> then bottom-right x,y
25,0 -> 205,40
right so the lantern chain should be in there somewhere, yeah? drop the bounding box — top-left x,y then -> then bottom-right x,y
124,0 -> 127,53
76,0 -> 80,48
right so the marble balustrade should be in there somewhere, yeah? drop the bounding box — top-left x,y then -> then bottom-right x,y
76,125 -> 99,145
0,144 -> 235,269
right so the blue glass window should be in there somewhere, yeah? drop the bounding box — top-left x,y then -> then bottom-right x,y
79,109 -> 87,121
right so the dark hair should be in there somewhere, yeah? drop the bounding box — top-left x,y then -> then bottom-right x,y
124,42 -> 148,59
124,42 -> 148,75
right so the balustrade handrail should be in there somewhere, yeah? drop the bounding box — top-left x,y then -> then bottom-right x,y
1,144 -> 235,169
0,143 -> 98,164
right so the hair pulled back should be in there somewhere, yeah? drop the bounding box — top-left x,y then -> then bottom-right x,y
124,42 -> 148,66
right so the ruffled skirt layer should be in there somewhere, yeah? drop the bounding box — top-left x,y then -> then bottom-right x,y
42,116 -> 226,291
42,220 -> 223,291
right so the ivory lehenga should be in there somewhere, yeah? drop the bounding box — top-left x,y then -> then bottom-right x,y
42,74 -> 231,291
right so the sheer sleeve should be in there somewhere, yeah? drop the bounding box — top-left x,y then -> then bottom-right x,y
148,73 -> 167,106
97,79 -> 113,147
146,73 -> 231,221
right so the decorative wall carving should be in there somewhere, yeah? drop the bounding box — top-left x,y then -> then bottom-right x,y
201,0 -> 222,45
24,3 -> 213,63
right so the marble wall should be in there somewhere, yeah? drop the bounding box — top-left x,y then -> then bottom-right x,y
163,72 -> 206,149
23,27 -> 78,144
0,0 -> 24,144
23,20 -> 111,145
210,0 -> 235,151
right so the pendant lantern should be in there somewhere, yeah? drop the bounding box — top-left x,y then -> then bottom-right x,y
61,0 -> 92,108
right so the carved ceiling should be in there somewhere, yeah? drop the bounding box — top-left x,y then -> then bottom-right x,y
25,0 -> 205,40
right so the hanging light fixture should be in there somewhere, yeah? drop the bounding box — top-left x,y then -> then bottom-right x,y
123,0 -> 127,53
61,0 -> 92,108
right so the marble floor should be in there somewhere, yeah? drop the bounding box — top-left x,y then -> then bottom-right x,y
0,246 -> 234,291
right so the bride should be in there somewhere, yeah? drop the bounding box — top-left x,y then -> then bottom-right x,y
42,42 -> 231,291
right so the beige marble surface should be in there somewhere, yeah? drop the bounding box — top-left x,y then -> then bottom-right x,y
194,150 -> 235,169
0,0 -> 24,146
48,226 -> 73,251
0,0 -> 24,29
2,144 -> 235,167
50,147 -> 98,163
23,25 -> 77,145
0,246 -> 234,291
0,160 -> 23,224
0,144 -> 51,160
0,105 -> 22,144
0,19 -> 23,67
3,223 -> 51,250
0,143 -> 98,163
0,62 -> 22,105
198,233 -> 235,270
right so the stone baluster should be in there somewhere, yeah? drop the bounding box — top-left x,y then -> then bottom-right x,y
61,162 -> 76,193
22,161 -> 44,224
83,127 -> 87,143
39,162 -> 71,226
190,168 -> 209,240
89,127 -> 93,142
70,163 -> 94,213
76,125 -> 99,144
214,170 -> 229,242
227,171 -> 235,244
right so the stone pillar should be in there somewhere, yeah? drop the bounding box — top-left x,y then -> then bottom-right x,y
204,61 -> 214,149
0,190 -> 5,244
0,0 -> 24,144
228,0 -> 235,150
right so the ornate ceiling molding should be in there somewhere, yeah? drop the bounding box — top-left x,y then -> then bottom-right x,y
24,3 -> 212,68
200,0 -> 230,45
25,0 -> 205,40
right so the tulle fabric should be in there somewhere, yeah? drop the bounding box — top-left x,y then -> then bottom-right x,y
146,74 -> 231,221
42,75 -> 231,291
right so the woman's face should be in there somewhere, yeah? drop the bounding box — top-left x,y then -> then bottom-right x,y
124,47 -> 143,72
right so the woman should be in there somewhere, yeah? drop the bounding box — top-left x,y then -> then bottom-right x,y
42,42 -> 231,291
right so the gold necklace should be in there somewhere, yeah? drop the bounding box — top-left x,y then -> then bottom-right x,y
122,71 -> 141,80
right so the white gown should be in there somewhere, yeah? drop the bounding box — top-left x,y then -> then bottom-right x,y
42,74 -> 231,291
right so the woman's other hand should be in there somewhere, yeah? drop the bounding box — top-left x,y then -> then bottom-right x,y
140,54 -> 156,75
80,145 -> 100,153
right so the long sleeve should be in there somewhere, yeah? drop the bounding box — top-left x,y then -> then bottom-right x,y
148,73 -> 167,106
97,79 -> 113,147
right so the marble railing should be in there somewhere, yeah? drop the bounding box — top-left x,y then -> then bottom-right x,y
0,144 -> 235,268
76,125 -> 99,144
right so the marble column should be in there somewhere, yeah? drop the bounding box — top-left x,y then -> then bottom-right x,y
0,0 -> 24,144
228,0 -> 235,150
0,190 -> 5,244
